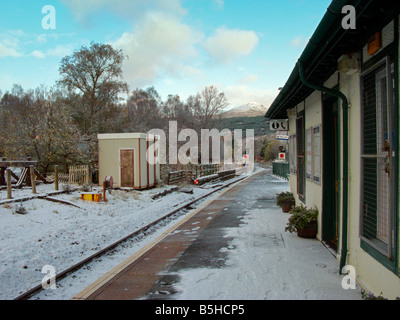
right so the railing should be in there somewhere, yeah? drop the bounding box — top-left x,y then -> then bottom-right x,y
272,160 -> 290,180
167,163 -> 244,185
194,164 -> 222,178
167,170 -> 194,185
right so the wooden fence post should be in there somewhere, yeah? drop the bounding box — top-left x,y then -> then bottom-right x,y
6,169 -> 12,199
54,165 -> 59,191
30,166 -> 36,194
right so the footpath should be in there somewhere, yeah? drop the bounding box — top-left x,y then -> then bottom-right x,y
74,167 -> 362,300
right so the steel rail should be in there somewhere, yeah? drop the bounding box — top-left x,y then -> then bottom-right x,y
14,175 -> 248,300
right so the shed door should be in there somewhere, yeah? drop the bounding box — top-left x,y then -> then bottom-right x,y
120,149 -> 134,187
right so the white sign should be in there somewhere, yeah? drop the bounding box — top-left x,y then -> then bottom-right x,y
278,153 -> 286,160
276,135 -> 289,140
270,120 -> 289,131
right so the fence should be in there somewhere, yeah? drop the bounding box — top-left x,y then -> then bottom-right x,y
272,161 -> 290,180
167,163 -> 245,185
68,165 -> 90,185
194,164 -> 219,178
167,170 -> 194,185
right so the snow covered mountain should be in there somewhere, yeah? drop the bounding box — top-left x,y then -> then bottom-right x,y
221,102 -> 268,118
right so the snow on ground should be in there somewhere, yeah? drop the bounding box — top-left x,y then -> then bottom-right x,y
0,174 -> 252,300
0,165 -> 363,300
173,173 -> 363,300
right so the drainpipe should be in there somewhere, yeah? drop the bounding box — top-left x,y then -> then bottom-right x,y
297,60 -> 349,274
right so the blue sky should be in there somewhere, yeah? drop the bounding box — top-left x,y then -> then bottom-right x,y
0,0 -> 331,109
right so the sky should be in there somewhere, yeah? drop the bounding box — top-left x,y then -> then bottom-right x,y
0,0 -> 331,110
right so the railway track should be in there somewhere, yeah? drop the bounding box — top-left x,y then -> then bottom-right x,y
14,174 -> 248,300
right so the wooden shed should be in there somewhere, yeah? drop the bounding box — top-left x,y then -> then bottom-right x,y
97,133 -> 160,189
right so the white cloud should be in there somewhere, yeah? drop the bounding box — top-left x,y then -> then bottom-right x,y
59,0 -> 264,107
112,12 -> 201,89
29,44 -> 74,59
215,0 -> 224,9
61,0 -> 186,22
203,27 -> 259,63
290,35 -> 308,49
0,32 -> 22,58
0,30 -> 76,59
0,43 -> 21,58
30,50 -> 46,59
46,44 -> 75,58
237,74 -> 258,84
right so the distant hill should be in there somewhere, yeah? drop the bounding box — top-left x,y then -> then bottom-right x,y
221,102 -> 268,118
213,115 -> 271,137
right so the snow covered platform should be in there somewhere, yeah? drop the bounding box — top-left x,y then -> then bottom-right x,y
73,169 -> 362,300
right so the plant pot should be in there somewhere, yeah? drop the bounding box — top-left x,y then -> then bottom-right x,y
281,200 -> 295,213
297,220 -> 317,238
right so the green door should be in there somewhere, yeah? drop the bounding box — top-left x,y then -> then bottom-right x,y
322,96 -> 340,251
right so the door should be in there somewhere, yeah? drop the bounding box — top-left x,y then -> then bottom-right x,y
322,96 -> 340,251
120,149 -> 134,187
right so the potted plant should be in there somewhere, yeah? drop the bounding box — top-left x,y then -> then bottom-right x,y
276,191 -> 295,213
284,205 -> 318,238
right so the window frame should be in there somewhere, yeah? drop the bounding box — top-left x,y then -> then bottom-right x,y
359,55 -> 398,273
296,111 -> 305,202
306,127 -> 313,181
312,125 -> 321,184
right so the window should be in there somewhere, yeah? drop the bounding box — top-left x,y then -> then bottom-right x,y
313,125 -> 321,184
289,134 -> 296,174
306,128 -> 312,181
296,113 -> 305,200
360,57 -> 395,259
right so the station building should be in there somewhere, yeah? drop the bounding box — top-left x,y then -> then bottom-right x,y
266,0 -> 400,298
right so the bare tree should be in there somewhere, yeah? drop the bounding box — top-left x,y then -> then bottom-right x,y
162,94 -> 195,130
58,42 -> 128,136
189,85 -> 229,129
126,87 -> 163,132
1,85 -> 86,174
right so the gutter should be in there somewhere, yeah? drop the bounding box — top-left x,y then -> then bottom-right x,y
297,60 -> 349,274
266,0 -> 370,119
266,0 -> 350,119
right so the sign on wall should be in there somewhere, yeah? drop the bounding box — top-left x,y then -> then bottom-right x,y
269,120 -> 289,131
276,134 -> 289,141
